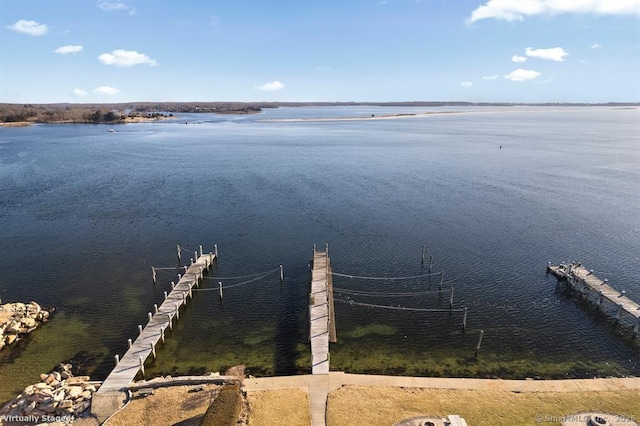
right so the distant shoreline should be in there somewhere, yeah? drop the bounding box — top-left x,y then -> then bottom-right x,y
0,116 -> 173,127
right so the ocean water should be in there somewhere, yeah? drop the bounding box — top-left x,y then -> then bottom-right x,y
0,106 -> 638,400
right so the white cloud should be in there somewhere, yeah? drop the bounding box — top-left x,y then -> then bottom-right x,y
98,49 -> 158,67
512,55 -> 527,63
98,2 -> 135,14
590,43 -> 602,49
54,45 -> 83,55
483,75 -> 500,80
94,86 -> 120,95
7,19 -> 48,36
71,89 -> 87,96
525,46 -> 569,61
256,81 -> 285,91
460,81 -> 473,88
504,69 -> 541,82
467,0 -> 640,23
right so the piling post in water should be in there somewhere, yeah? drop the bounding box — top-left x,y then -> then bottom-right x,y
449,287 -> 454,309
209,252 -> 213,267
313,244 -> 316,254
115,355 -> 119,366
462,307 -> 468,331
429,255 -> 433,274
421,245 -> 425,266
326,243 -> 329,256
154,304 -> 158,314
280,264 -> 284,284
219,282 -> 223,300
148,312 -> 153,323
214,244 -> 218,258
152,267 -> 157,285
138,325 -> 143,336
190,258 -> 194,266
177,244 -> 181,263
150,342 -> 156,359
128,338 -> 132,349
164,291 -> 168,301
439,271 -> 444,290
194,251 -> 198,262
633,317 -> 639,336
175,304 -> 179,320
139,356 -> 145,377
167,314 -> 173,330
475,330 -> 484,357
160,326 -> 165,344
182,292 -> 187,305
597,290 -> 604,307
199,245 -> 203,257
189,286 -> 192,299
178,273 -> 182,281
615,304 -> 623,321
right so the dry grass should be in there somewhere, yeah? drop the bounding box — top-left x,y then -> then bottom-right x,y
327,386 -> 640,426
247,389 -> 311,426
107,385 -> 219,426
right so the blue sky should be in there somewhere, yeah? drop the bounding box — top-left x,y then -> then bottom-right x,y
1,0 -> 639,103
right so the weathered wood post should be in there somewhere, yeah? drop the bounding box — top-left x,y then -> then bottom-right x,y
190,258 -> 194,266
439,271 -> 444,290
462,307 -> 468,331
175,304 -> 180,320
219,282 -> 223,300
171,281 -> 175,290
148,312 -> 153,323
152,267 -> 157,285
326,243 -> 329,256
194,251 -> 198,263
139,356 -> 145,377
154,304 -> 158,314
138,325 -> 143,336
167,314 -> 173,330
160,326 -> 165,344
421,245 -> 425,265
128,338 -> 132,349
280,264 -> 284,284
209,252 -> 213,267
177,274 -> 182,281
449,287 -> 454,309
114,354 -> 119,366
150,342 -> 156,359
182,292 -> 187,305
164,291 -> 168,301
177,244 -> 181,263
214,244 -> 218,258
199,245 -> 203,257
429,255 -> 433,274
475,330 -> 484,357
634,316 -> 640,336
615,304 -> 623,321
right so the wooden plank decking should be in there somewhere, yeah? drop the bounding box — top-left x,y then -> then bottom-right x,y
98,252 -> 217,393
548,263 -> 640,332
310,248 -> 336,375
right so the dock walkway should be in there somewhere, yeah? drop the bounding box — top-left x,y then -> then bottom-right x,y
310,248 -> 336,376
548,262 -> 640,334
98,252 -> 216,393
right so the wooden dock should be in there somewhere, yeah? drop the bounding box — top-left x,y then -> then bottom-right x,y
548,262 -> 640,335
310,247 -> 336,375
98,251 -> 217,394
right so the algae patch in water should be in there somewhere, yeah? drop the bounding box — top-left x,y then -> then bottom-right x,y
343,324 -> 396,339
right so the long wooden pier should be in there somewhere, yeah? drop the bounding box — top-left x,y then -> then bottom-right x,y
310,246 -> 337,375
92,249 -> 217,421
548,262 -> 640,335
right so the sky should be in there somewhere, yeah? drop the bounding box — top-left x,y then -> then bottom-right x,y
0,0 -> 639,103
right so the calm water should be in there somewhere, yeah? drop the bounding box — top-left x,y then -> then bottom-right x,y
0,106 -> 639,399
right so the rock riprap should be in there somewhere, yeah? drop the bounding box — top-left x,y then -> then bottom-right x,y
0,364 -> 99,419
0,301 -> 50,350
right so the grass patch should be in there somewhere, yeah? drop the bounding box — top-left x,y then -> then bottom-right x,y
247,389 -> 311,426
327,386 -> 640,426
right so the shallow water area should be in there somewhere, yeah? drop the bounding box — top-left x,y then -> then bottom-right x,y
0,106 -> 639,400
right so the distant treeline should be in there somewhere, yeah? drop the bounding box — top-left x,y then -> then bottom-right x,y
1,101 -> 637,124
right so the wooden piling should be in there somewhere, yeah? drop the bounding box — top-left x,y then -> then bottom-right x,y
139,356 -> 145,377
164,291 -> 168,301
171,281 -> 175,290
219,282 -> 223,300
449,287 -> 454,309
115,354 -> 119,366
175,304 -> 179,320
439,271 -> 444,290
128,339 -> 132,349
167,314 -> 173,330
199,245 -> 203,257
148,312 -> 152,323
421,245 -> 425,265
150,342 -> 156,359
177,244 -> 181,263
616,304 -> 623,321
214,244 -> 218,257
160,327 -> 165,344
475,330 -> 484,357
154,304 -> 158,314
138,325 -> 143,336
280,264 -> 284,283
152,267 -> 157,285
634,317 -> 639,335
462,307 -> 468,331
429,255 -> 433,274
